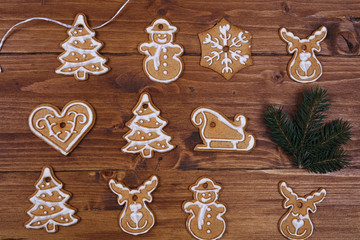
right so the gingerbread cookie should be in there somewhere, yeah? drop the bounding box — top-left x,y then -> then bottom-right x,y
25,166 -> 79,233
279,26 -> 327,83
56,13 -> 110,80
122,92 -> 175,158
191,107 -> 255,152
279,181 -> 326,240
109,175 -> 158,235
183,177 -> 226,240
28,100 -> 96,155
138,18 -> 184,83
199,18 -> 252,80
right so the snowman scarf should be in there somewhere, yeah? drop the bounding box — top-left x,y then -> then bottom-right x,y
197,202 -> 210,230
153,44 -> 169,71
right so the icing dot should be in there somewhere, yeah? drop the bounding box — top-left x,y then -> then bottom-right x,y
162,145 -> 165,148
75,58 -> 79,61
41,184 -> 45,188
137,131 -> 141,135
71,52 -> 75,56
148,133 -> 151,136
44,211 -> 48,214
207,230 -> 211,234
65,219 -> 69,222
140,120 -> 144,123
68,68 -> 72,71
51,207 -> 55,211
163,71 -> 168,75
163,55 -> 168,59
38,221 -> 41,225
141,137 -> 145,140
163,48 -> 167,53
158,34 -> 161,37
79,29 -> 82,33
46,182 -> 50,186
39,206 -> 44,209
58,196 -> 62,199
74,31 -> 78,34
207,222 -> 211,225
139,110 -> 143,113
157,143 -> 161,146
96,67 -> 100,70
207,214 -> 211,218
41,194 -> 46,198
163,62 -> 168,67
156,122 -> 159,125
60,217 -> 64,220
134,147 -> 138,150
83,54 -> 86,58
74,41 -> 78,44
91,65 -> 95,68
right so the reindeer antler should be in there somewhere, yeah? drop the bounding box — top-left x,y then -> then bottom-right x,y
305,188 -> 326,213
109,179 -> 131,205
139,175 -> 158,200
279,27 -> 300,53
279,181 -> 298,208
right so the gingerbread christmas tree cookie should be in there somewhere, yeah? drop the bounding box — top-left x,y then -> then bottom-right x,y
122,92 -> 175,158
183,177 -> 226,240
191,107 -> 255,152
138,18 -> 184,83
56,13 -> 110,80
109,175 -> 158,235
28,100 -> 96,156
199,18 -> 252,80
25,166 -> 79,233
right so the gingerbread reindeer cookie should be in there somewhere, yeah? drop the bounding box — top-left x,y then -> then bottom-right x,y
279,26 -> 327,83
199,18 -> 252,80
138,18 -> 184,83
183,177 -> 226,240
109,175 -> 158,235
278,181 -> 326,240
28,100 -> 96,155
191,107 -> 255,152
56,13 -> 110,80
122,92 -> 175,158
25,166 -> 79,233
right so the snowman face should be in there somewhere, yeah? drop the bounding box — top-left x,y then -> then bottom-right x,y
197,191 -> 217,204
153,33 -> 172,44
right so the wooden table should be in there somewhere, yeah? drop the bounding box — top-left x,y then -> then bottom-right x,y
0,0 -> 359,239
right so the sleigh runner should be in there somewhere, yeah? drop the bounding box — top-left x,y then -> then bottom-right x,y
191,107 -> 255,152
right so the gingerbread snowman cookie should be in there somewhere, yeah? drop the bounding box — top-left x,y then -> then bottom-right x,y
138,18 -> 184,83
183,177 -> 226,240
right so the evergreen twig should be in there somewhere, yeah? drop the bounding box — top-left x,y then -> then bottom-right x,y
263,86 -> 352,173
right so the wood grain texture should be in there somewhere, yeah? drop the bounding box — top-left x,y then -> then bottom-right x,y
0,0 -> 359,239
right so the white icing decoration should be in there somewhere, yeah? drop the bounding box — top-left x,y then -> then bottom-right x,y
40,206 -> 44,209
279,26 -> 327,83
184,177 -> 226,240
25,167 -> 79,233
41,185 -> 45,188
122,93 -> 175,158
163,62 -> 167,67
46,182 -> 50,186
28,101 -> 95,156
191,107 -> 255,151
279,181 -> 326,240
56,14 -> 109,81
109,176 -> 158,235
139,18 -> 183,83
202,23 -> 250,74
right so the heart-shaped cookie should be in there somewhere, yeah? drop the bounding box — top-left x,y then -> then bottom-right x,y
29,101 -> 96,155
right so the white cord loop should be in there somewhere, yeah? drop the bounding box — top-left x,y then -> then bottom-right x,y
0,0 -> 131,72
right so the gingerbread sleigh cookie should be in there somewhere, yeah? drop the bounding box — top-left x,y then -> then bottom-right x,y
109,175 -> 158,235
122,92 -> 175,158
191,107 -> 255,152
279,181 -> 326,240
279,26 -> 327,83
56,13 -> 110,80
138,18 -> 184,83
28,100 -> 95,155
183,177 -> 226,240
25,166 -> 79,233
199,18 -> 252,80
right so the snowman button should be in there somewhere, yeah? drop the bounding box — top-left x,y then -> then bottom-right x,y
207,222 -> 211,225
163,55 -> 168,60
207,214 -> 211,218
163,71 -> 168,75
163,62 -> 168,67
163,48 -> 167,53
207,230 -> 211,234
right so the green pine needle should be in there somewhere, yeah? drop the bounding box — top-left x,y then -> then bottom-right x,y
263,86 -> 352,173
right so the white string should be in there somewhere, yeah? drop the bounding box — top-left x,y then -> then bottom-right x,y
0,0 -> 131,72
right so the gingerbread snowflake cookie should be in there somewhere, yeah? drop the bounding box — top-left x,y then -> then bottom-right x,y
279,26 -> 327,83
138,18 -> 184,83
109,175 -> 158,235
122,92 -> 175,158
28,100 -> 96,155
56,13 -> 110,80
279,181 -> 326,240
191,107 -> 255,152
25,166 -> 79,233
199,18 -> 252,80
183,177 -> 226,240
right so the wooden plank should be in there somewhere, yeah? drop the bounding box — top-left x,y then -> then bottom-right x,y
0,170 -> 358,239
0,55 -> 359,171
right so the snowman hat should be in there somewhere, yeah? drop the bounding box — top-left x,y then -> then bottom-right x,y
191,177 -> 221,192
146,18 -> 177,34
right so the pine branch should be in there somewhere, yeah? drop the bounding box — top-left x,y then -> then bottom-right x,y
263,86 -> 352,173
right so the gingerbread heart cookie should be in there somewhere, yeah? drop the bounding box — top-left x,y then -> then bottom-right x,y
28,101 -> 95,155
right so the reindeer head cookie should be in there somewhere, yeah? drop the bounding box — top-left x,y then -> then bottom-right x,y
279,26 -> 327,83
278,181 -> 326,240
109,175 -> 158,235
